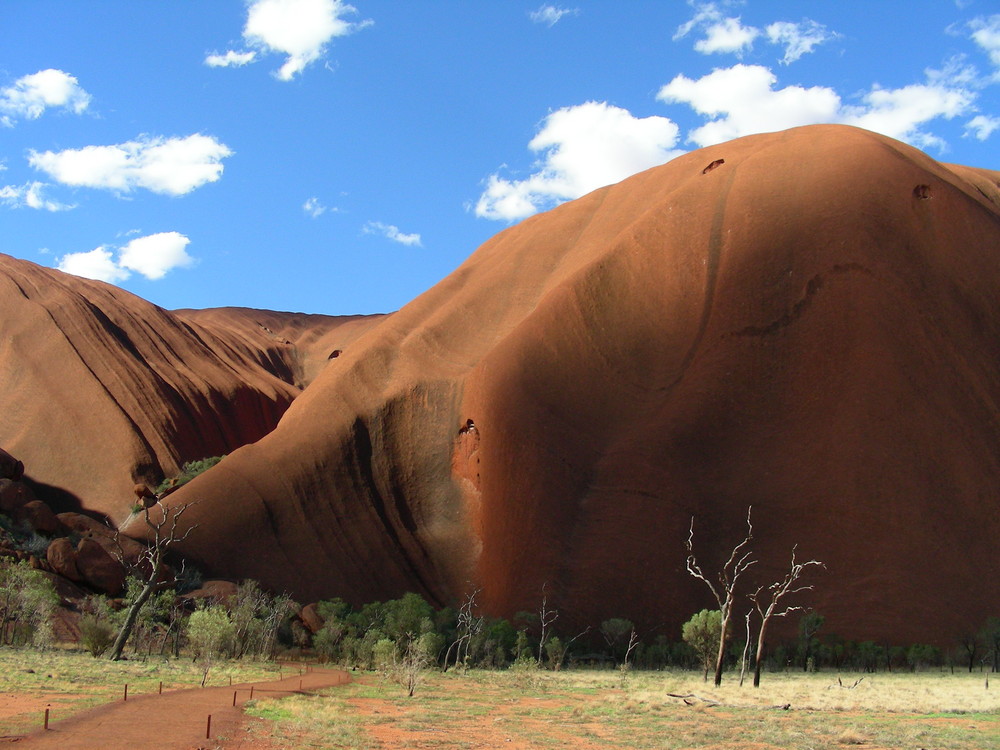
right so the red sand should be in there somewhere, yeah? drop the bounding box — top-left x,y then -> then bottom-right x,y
6,666 -> 348,749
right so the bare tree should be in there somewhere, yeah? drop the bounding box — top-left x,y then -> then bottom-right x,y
108,499 -> 198,661
686,506 -> 756,686
749,545 -> 824,687
537,583 -> 559,667
619,628 -> 641,687
443,587 -> 483,672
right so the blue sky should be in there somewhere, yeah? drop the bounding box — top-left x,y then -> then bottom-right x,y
2,1 -> 999,315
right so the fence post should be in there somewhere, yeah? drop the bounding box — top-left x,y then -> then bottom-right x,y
206,714 -> 212,740
44,706 -> 49,730
124,684 -> 128,702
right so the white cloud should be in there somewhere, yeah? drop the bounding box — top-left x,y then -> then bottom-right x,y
303,196 -> 329,217
676,4 -> 835,63
970,15 -> 1000,71
118,231 -> 194,279
966,114 -> 1000,140
675,3 -> 758,56
205,50 -> 258,68
0,181 -> 75,211
364,221 -> 422,247
476,101 -> 684,221
766,20 -> 837,65
696,17 -> 759,55
658,64 -> 976,150
529,5 -> 578,27
56,232 -> 194,283
29,134 -> 233,196
242,0 -> 372,80
56,247 -> 130,283
0,69 -> 91,127
658,65 -> 839,146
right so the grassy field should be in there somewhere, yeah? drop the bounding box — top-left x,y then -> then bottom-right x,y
0,646 -> 283,737
245,667 -> 1000,749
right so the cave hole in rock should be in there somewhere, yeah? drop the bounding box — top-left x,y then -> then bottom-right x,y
913,184 -> 931,200
702,158 -> 725,174
328,349 -> 342,359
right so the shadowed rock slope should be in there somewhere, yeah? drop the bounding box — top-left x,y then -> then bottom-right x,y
133,125 -> 998,645
0,255 -> 383,519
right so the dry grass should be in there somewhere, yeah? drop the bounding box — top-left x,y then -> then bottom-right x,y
246,667 -> 1000,750
0,645 -> 282,736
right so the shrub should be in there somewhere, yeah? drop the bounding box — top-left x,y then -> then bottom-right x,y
155,455 -> 226,495
79,614 -> 116,657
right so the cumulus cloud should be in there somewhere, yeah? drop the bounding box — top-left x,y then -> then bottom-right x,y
476,101 -> 684,221
0,69 -> 91,126
0,181 -> 75,211
364,221 -> 422,247
205,50 -> 258,68
56,231 -> 194,284
56,247 -> 129,283
240,0 -> 372,80
658,63 -> 976,150
529,5 -> 579,27
118,232 -> 194,279
28,134 -> 233,196
675,3 -> 759,56
766,20 -> 838,65
966,114 -> 1000,140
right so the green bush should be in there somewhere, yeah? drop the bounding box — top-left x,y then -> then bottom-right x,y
79,614 -> 116,657
155,455 -> 226,495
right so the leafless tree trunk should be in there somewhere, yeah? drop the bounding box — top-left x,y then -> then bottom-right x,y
108,499 -> 198,661
739,608 -> 753,687
443,587 -> 482,672
686,506 -> 756,686
751,545 -> 824,687
537,583 -> 559,667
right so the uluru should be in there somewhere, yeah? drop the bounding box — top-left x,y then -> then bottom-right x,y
3,125 -> 999,647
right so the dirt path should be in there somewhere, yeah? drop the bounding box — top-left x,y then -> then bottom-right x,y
6,666 -> 349,749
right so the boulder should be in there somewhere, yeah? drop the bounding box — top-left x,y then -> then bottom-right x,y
0,448 -> 24,481
20,500 -> 63,536
75,538 -> 125,595
181,579 -> 238,604
57,512 -> 147,568
47,537 -> 83,582
0,478 -> 35,516
300,602 -> 324,634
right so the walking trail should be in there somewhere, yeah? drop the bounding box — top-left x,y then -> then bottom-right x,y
7,665 -> 349,749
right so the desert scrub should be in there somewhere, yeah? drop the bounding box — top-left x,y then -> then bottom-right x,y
244,668 -> 1000,750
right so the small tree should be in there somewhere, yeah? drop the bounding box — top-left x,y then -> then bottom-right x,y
0,559 -> 58,647
682,609 -> 722,681
686,507 -> 756,686
187,604 -> 235,686
108,499 -> 198,660
749,546 -> 824,687
601,618 -> 635,664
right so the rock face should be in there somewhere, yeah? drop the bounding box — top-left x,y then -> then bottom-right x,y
133,125 -> 999,646
0,257 -> 383,519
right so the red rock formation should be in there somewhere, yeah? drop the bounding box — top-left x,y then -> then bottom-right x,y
0,257 -> 381,519
135,125 -> 999,647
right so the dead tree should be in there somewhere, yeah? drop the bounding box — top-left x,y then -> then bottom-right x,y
537,583 -> 559,667
443,587 -> 483,672
750,545 -> 824,687
686,506 -> 756,686
108,499 -> 198,661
